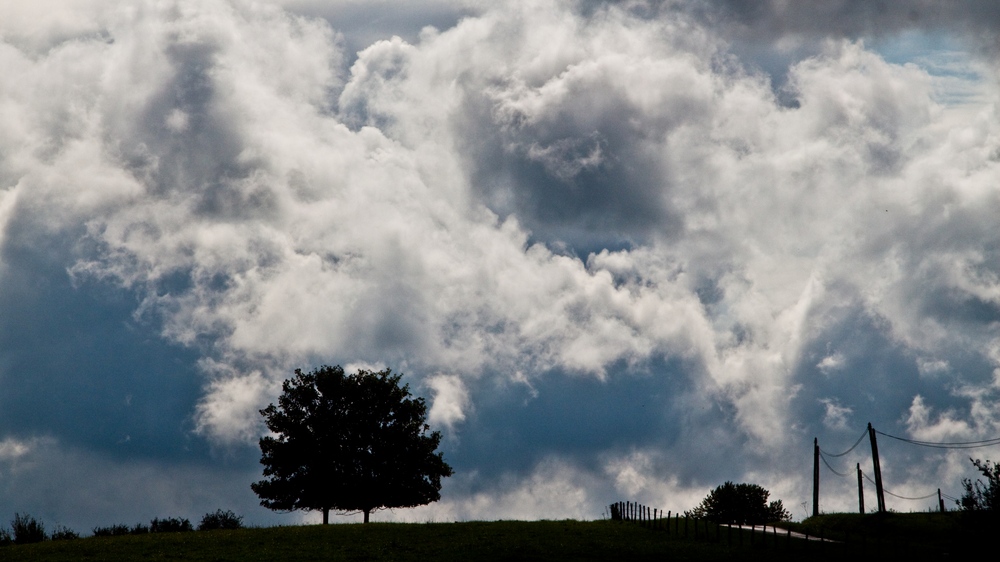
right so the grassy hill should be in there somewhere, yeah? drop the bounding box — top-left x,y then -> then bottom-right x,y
0,515 -> 989,561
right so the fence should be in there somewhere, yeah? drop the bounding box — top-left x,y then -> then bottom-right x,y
609,500 -> 802,550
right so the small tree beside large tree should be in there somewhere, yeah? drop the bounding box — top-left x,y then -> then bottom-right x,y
251,365 -> 453,523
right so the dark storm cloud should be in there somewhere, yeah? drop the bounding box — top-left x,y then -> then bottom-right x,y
700,1 -> 1000,39
458,91 -> 679,250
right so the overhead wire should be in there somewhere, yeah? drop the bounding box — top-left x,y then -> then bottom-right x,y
818,450 -> 853,478
815,424 -> 995,508
820,429 -> 869,457
861,471 -> 939,501
874,429 -> 1000,449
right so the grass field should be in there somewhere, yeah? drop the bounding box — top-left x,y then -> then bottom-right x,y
0,514 -> 989,561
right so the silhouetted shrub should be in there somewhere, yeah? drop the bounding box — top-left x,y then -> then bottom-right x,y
50,526 -> 79,541
959,458 -> 1000,512
198,509 -> 243,531
92,524 -> 130,537
150,517 -> 192,533
0,527 -> 12,546
11,513 -> 46,544
92,522 -> 149,537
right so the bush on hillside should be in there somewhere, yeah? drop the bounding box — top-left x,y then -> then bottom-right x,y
0,527 -> 11,546
198,509 -> 243,531
92,522 -> 150,537
92,524 -> 129,537
11,513 -> 46,544
50,526 -> 79,540
150,517 -> 193,533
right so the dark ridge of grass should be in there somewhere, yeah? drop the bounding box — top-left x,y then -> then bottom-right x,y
0,519 -> 836,562
2,515 -> 991,562
784,510 -> 996,559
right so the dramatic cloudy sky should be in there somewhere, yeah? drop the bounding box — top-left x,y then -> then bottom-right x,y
3,0 -> 1000,530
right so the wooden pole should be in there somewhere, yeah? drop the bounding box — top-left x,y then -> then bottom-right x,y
857,463 -> 865,514
868,423 -> 886,513
938,489 -> 945,513
813,437 -> 820,517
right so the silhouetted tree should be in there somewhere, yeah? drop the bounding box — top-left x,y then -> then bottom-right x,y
688,482 -> 791,524
958,458 -> 1000,512
252,366 -> 453,523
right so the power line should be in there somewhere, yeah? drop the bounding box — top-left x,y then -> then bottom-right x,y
874,430 -> 1000,449
860,472 -> 938,501
818,450 -> 853,477
820,429 -> 869,457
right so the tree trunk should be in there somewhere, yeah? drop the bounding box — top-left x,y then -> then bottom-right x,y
363,509 -> 370,524
323,507 -> 329,525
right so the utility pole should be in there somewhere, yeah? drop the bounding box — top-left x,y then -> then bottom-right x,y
938,489 -> 945,513
867,422 -> 886,513
857,463 -> 865,514
813,437 -> 820,517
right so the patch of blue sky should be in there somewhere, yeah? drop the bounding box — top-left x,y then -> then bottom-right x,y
870,30 -> 990,106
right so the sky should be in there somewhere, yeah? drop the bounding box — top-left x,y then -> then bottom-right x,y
2,0 -> 1000,531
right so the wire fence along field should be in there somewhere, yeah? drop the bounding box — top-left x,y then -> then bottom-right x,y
607,500 -> 990,560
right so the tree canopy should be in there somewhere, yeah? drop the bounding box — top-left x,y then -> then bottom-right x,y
688,481 -> 791,525
251,366 -> 453,523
